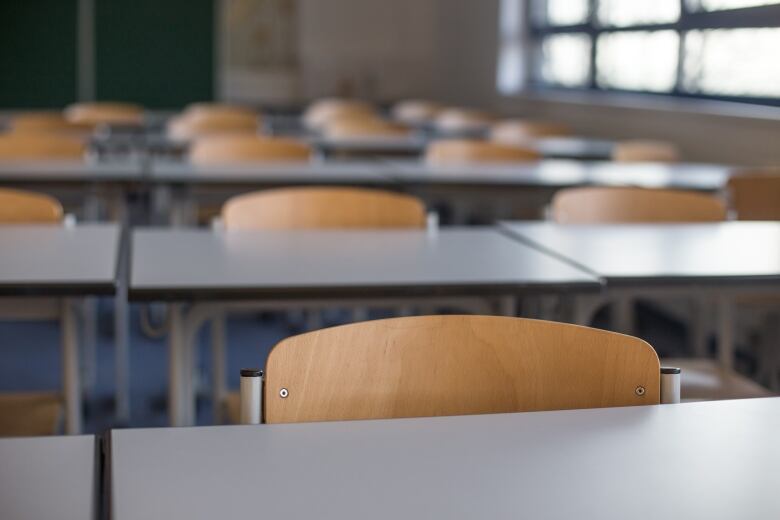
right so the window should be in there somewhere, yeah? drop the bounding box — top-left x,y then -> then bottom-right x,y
525,0 -> 780,104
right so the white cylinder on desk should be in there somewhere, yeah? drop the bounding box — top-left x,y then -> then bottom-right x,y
239,369 -> 262,425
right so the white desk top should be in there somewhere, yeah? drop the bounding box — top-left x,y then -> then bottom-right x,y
149,159 -> 393,185
129,227 -> 598,300
500,221 -> 780,286
0,159 -> 142,182
110,398 -> 780,520
0,224 -> 121,296
0,435 -> 97,520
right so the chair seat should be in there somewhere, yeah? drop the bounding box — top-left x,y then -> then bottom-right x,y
0,392 -> 62,436
663,358 -> 773,401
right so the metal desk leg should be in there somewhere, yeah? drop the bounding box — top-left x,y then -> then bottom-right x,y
80,297 -> 98,394
717,295 -> 735,371
211,313 -> 227,424
613,295 -> 635,335
168,303 -> 189,426
497,295 -> 517,317
61,299 -> 82,435
114,274 -> 130,424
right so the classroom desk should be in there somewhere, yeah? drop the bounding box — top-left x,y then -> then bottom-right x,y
0,224 -> 124,433
0,435 -> 98,520
499,221 -> 780,369
109,397 -> 780,520
534,136 -> 615,160
309,135 -> 427,157
130,226 -> 599,426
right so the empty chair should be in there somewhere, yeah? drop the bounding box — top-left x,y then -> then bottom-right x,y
323,117 -> 411,139
167,104 -> 259,141
189,135 -> 312,164
612,139 -> 680,163
64,101 -> 143,126
303,98 -> 377,131
552,187 -> 726,224
222,186 -> 426,230
0,133 -> 85,161
0,187 -> 63,223
9,112 -> 92,135
490,119 -> 572,145
260,315 -> 664,424
425,139 -> 540,165
726,171 -> 780,220
391,99 -> 443,125
433,107 -> 495,135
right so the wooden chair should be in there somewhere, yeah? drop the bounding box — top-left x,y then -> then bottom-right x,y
303,98 -> 377,131
64,101 -> 143,126
222,187 -> 426,230
0,187 -> 63,223
612,140 -> 680,163
0,393 -> 62,437
551,187 -> 726,224
167,105 -> 259,141
726,171 -> 780,220
391,99 -> 443,125
0,134 -> 85,161
425,139 -> 540,165
9,112 -> 92,135
257,315 -> 665,424
433,107 -> 495,134
323,117 -> 411,139
189,135 -> 312,165
489,119 -> 572,145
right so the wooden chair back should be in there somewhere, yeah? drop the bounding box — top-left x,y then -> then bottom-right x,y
433,107 -> 495,134
552,187 -> 726,224
167,106 -> 259,141
303,99 -> 377,130
9,112 -> 92,135
612,140 -> 680,162
726,172 -> 780,220
490,119 -> 572,145
264,315 -> 661,424
222,187 -> 426,230
323,117 -> 410,139
425,139 -> 540,164
0,134 -> 85,161
0,187 -> 63,223
391,99 -> 443,125
189,135 -> 312,164
64,102 -> 143,126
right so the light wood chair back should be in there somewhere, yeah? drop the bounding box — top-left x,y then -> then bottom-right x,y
323,117 -> 411,139
167,105 -> 259,140
222,187 -> 426,230
391,99 -> 443,125
425,139 -> 540,164
0,187 -> 63,223
433,107 -> 495,134
189,135 -> 312,165
303,98 -> 377,130
264,315 -> 661,424
552,187 -> 726,224
0,134 -> 85,161
9,112 -> 92,135
64,101 -> 143,126
726,171 -> 780,220
490,119 -> 572,145
612,140 -> 680,162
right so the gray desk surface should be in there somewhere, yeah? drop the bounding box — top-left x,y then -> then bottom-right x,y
500,221 -> 780,286
309,135 -> 427,154
130,227 -> 598,300
0,159 -> 143,182
150,159 -> 393,185
0,435 -> 97,520
534,136 -> 614,160
110,397 -> 780,520
387,160 -> 732,191
0,223 -> 121,295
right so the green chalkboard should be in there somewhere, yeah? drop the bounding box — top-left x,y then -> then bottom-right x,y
95,0 -> 214,109
0,0 -> 78,108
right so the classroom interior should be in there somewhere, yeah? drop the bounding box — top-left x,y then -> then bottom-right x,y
1,0 -> 780,518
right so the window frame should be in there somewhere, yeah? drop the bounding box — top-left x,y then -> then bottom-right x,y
527,1 -> 780,106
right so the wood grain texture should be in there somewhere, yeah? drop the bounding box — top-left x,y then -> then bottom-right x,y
727,171 -> 780,220
0,134 -> 85,161
222,186 -> 426,230
612,140 -> 680,163
63,101 -> 143,125
425,139 -> 541,164
0,392 -> 62,436
264,315 -> 661,424
552,187 -> 726,224
189,135 -> 312,164
490,119 -> 572,145
0,188 -> 63,223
